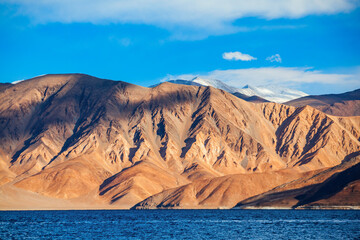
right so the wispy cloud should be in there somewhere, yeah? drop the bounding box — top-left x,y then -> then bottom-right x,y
266,54 -> 282,63
223,52 -> 257,61
109,36 -> 132,47
162,67 -> 360,89
3,0 -> 358,39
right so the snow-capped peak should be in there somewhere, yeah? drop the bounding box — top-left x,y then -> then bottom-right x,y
161,77 -> 308,103
236,84 -> 308,103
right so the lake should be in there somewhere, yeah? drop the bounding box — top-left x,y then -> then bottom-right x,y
0,210 -> 359,239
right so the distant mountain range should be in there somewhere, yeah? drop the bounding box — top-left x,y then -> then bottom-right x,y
0,74 -> 359,210
164,77 -> 308,103
286,88 -> 360,116
164,77 -> 360,116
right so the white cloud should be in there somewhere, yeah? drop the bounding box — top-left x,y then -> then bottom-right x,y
223,52 -> 257,61
266,54 -> 282,63
4,0 -> 358,39
163,67 -> 360,88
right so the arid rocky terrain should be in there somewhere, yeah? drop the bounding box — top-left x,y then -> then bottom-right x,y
0,74 -> 359,210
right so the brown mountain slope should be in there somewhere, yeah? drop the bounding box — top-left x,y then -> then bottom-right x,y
234,153 -> 360,209
0,74 -> 359,209
132,169 -> 314,209
286,88 -> 360,116
98,162 -> 189,208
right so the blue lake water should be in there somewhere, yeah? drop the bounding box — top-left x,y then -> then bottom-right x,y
0,210 -> 359,239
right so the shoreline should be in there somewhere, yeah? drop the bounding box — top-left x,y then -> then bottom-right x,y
2,206 -> 359,211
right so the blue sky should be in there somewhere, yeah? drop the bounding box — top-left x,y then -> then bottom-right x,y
1,0 -> 360,94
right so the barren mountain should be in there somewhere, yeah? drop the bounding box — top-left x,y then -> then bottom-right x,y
132,169 -> 314,209
235,152 -> 360,209
0,74 -> 359,209
286,88 -> 360,116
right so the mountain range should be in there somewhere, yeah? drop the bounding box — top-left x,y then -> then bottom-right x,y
0,74 -> 359,210
165,77 -> 360,116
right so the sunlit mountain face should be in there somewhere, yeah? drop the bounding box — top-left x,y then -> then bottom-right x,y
0,74 -> 359,210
